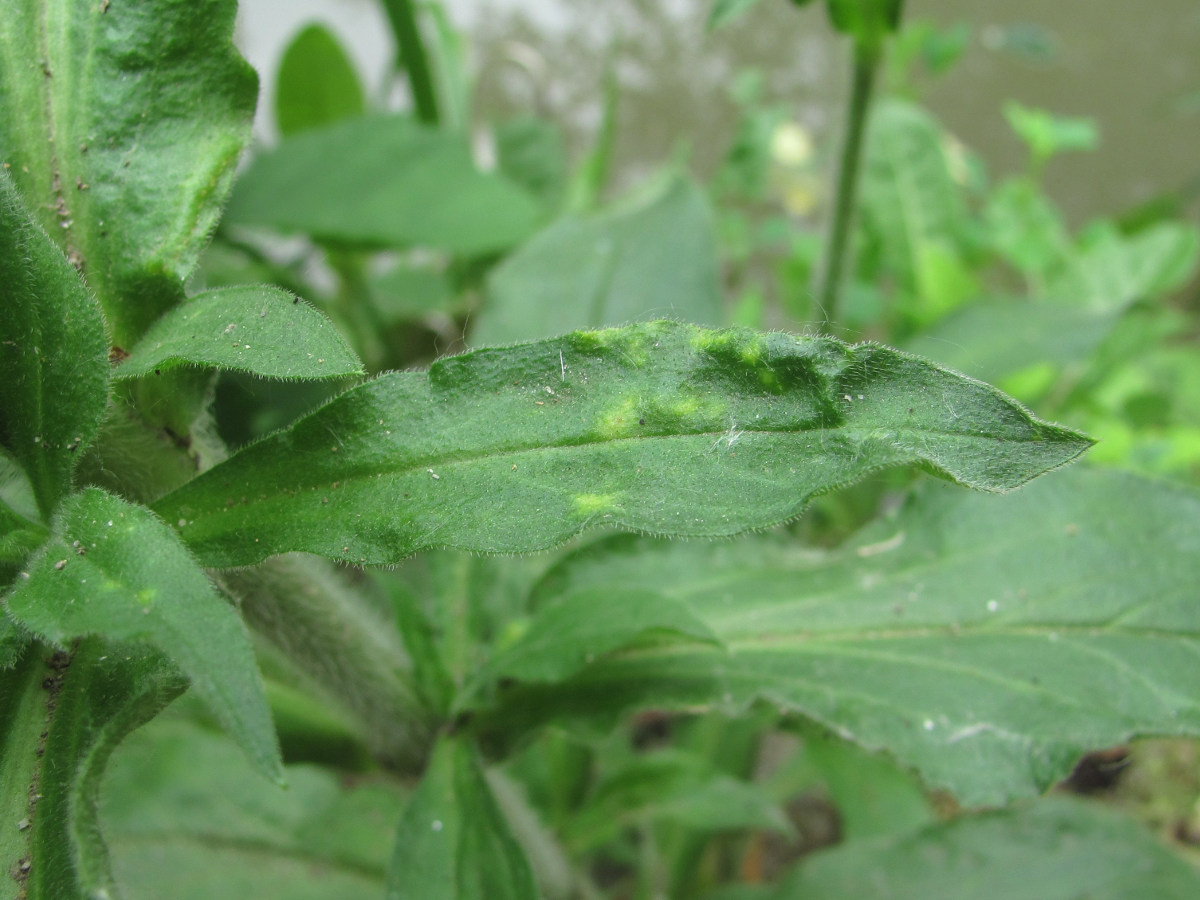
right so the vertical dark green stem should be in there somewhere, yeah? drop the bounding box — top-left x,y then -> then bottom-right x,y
814,40 -> 881,334
381,0 -> 440,125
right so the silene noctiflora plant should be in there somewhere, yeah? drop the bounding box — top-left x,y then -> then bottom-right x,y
2,1 -> 1200,899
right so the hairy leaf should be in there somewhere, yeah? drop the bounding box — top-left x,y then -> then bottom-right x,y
116,285 -> 363,380
225,116 -> 542,256
474,173 -> 725,345
104,714 -> 406,900
275,23 -> 365,137
4,489 -> 281,781
479,467 -> 1199,806
387,736 -> 537,900
154,321 -> 1091,568
0,0 -> 257,346
774,797 -> 1200,899
0,173 -> 109,520
0,640 -> 186,900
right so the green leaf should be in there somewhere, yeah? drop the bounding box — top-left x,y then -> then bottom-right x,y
225,116 -> 542,256
0,0 -> 257,346
707,0 -> 768,32
4,488 -> 281,781
474,173 -> 725,345
475,587 -> 722,692
370,265 -> 459,323
103,713 -> 407,900
0,639 -> 187,900
984,177 -> 1073,279
0,614 -> 26,668
567,749 -> 791,850
1050,221 -> 1200,311
387,736 -> 537,900
773,796 -> 1200,899
494,117 -> 568,212
0,172 -> 109,520
154,321 -> 1091,568
1004,101 -> 1099,168
115,285 -> 363,380
859,100 -> 969,319
482,467 -> 1200,806
275,24 -> 366,137
904,297 -> 1120,387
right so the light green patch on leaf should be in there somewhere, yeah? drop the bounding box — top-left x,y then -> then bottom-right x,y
154,321 -> 1091,568
483,467 -> 1200,806
104,713 -> 406,900
116,285 -> 363,380
773,796 -> 1200,899
225,115 -> 542,256
474,172 -> 725,345
275,23 -> 365,137
0,0 -> 257,346
4,489 -> 281,782
0,173 -> 109,520
386,736 -> 537,900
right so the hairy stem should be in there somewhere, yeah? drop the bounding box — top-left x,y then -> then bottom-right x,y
217,554 -> 438,774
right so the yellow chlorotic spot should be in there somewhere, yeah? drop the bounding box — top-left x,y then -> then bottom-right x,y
740,341 -> 766,367
596,396 -> 641,438
573,493 -> 620,517
670,396 -> 700,417
136,588 -> 157,605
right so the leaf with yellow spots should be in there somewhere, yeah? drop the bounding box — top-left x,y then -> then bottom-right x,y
155,321 -> 1091,568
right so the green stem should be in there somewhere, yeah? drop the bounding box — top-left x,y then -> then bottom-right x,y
381,0 -> 440,125
814,38 -> 882,334
217,555 -> 438,774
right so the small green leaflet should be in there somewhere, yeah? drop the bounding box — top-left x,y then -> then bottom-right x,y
155,321 -> 1091,567
386,736 -> 537,900
116,285 -> 363,380
274,23 -> 366,137
4,489 -> 281,782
